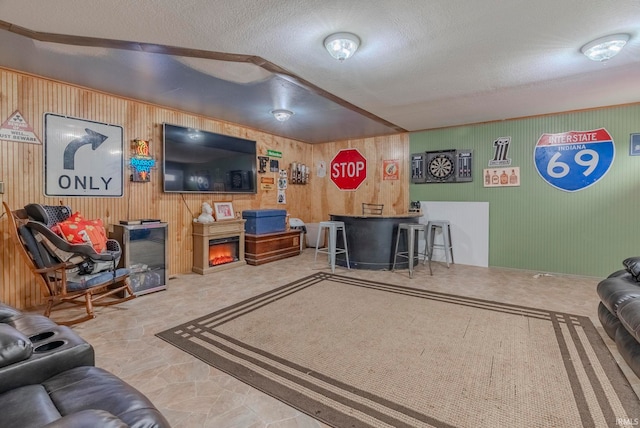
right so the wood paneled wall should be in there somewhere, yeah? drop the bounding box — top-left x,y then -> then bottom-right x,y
0,68 -> 410,310
308,134 -> 410,222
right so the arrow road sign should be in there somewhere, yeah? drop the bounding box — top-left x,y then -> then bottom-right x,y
63,128 -> 108,170
45,113 -> 124,197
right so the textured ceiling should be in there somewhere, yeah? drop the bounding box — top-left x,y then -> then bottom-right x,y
0,0 -> 639,143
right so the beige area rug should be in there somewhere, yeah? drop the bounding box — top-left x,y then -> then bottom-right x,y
157,273 -> 640,427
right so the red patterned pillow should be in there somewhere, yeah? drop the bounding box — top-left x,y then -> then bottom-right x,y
52,212 -> 108,253
66,211 -> 84,222
51,211 -> 83,237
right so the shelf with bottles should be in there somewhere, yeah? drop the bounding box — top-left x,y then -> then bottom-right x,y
288,162 -> 309,184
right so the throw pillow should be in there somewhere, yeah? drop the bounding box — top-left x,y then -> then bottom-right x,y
52,212 -> 108,253
623,257 -> 640,281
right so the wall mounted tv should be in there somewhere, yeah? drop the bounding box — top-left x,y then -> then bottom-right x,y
162,123 -> 257,193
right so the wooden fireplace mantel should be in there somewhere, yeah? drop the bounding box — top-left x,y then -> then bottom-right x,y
192,219 -> 246,275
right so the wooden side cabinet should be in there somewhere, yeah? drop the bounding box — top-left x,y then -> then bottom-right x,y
245,230 -> 302,266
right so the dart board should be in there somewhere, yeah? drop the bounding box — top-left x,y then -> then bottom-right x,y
425,150 -> 457,182
232,173 -> 243,188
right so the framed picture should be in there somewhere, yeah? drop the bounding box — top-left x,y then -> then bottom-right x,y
630,133 -> 640,156
213,202 -> 235,221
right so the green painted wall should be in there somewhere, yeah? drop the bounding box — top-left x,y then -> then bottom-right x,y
410,104 -> 640,278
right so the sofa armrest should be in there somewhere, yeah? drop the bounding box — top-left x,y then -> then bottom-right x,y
6,313 -> 61,337
623,257 -> 640,281
0,303 -> 22,322
0,325 -> 94,395
44,366 -> 171,428
42,409 -> 128,428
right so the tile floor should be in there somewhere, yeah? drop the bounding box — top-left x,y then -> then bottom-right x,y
52,249 -> 637,427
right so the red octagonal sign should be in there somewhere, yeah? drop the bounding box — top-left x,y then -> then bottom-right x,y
330,148 -> 367,191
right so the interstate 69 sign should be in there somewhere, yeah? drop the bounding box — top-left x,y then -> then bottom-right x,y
534,128 -> 614,192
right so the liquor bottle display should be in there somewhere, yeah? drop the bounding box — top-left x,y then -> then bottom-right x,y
509,169 -> 518,184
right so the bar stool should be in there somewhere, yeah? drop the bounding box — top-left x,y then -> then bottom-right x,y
315,221 -> 350,273
426,220 -> 454,272
392,223 -> 428,278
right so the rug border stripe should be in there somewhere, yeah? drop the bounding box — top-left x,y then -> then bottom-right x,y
202,329 -> 456,428
157,329 -> 406,428
580,317 -> 640,418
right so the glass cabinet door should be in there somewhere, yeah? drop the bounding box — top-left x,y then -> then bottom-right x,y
111,223 -> 168,296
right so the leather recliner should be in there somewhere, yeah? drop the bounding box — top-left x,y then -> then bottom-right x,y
0,303 -> 170,428
597,258 -> 640,378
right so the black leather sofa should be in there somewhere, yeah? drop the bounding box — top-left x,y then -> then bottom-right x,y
597,258 -> 640,378
0,302 -> 170,427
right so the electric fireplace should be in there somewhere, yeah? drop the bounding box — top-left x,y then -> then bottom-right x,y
209,236 -> 239,266
192,219 -> 246,274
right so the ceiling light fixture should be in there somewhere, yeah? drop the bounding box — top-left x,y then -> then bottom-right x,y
271,109 -> 293,122
324,32 -> 360,61
581,34 -> 630,62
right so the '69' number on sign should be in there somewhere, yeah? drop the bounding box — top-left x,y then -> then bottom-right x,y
546,149 -> 598,178
534,129 -> 615,192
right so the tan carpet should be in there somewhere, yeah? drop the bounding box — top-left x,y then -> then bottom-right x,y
157,272 -> 640,428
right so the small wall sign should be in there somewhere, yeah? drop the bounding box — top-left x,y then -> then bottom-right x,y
130,139 -> 156,182
483,167 -> 520,187
489,136 -> 512,167
0,110 -> 41,144
258,156 -> 269,173
383,159 -> 400,180
260,176 -> 275,190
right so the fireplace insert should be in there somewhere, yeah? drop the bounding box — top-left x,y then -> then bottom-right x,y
208,236 -> 240,267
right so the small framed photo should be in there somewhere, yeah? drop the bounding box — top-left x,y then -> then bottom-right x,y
213,201 -> 235,221
630,133 -> 640,156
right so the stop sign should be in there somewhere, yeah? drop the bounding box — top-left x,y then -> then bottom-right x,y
330,149 -> 367,190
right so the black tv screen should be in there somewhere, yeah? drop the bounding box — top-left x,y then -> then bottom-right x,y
162,123 -> 257,193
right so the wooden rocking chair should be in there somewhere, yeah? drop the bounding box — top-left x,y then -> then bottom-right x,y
3,202 -> 135,325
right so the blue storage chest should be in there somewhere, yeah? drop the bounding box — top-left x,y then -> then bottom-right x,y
242,209 -> 287,234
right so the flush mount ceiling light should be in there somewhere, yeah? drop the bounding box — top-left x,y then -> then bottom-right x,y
324,32 -> 360,61
581,34 -> 630,62
271,109 -> 294,122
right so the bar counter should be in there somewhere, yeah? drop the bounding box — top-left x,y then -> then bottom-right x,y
329,213 -> 421,270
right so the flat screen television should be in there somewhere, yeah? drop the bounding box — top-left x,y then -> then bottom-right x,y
162,123 -> 257,193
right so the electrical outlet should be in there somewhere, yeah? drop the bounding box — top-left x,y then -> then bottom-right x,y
0,181 -> 4,194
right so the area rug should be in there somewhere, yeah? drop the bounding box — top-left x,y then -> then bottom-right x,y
157,272 -> 640,427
